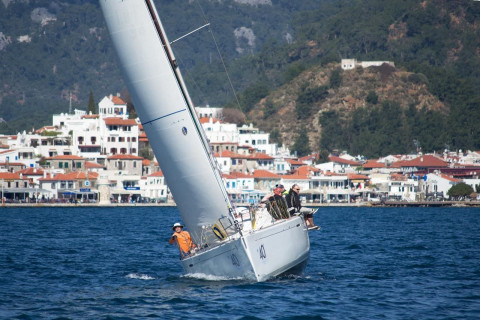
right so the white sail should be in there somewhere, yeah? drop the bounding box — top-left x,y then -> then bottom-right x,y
100,0 -> 235,238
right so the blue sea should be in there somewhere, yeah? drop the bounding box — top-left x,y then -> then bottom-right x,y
1,206 -> 479,319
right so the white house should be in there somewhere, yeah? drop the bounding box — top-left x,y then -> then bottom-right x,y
141,171 -> 168,202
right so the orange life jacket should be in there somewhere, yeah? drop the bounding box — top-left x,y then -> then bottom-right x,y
169,230 -> 195,256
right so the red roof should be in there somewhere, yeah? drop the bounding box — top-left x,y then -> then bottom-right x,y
104,117 -> 137,126
440,174 -> 461,183
107,154 -> 143,160
111,96 -> 126,105
215,150 -> 249,158
15,167 -> 45,175
199,117 -> 222,124
363,160 -> 387,169
249,152 -> 273,160
285,158 -> 305,166
280,174 -> 309,180
347,173 -> 370,180
295,165 -> 320,176
85,161 -> 104,168
81,115 -> 99,119
39,171 -> 98,181
397,155 -> 448,168
229,171 -> 253,178
0,172 -> 29,180
0,162 -> 25,166
149,171 -> 164,177
253,170 -> 281,178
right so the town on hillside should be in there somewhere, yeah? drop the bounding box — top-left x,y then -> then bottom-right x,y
1,94 -> 480,206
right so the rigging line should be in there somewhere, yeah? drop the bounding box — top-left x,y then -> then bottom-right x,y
170,23 -> 210,44
194,0 -> 242,111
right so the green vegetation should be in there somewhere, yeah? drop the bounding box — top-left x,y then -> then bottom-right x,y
447,183 -> 474,200
292,125 -> 311,157
0,0 -> 479,159
87,91 -> 96,115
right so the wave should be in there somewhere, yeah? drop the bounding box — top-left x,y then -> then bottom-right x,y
182,272 -> 246,281
125,273 -> 155,280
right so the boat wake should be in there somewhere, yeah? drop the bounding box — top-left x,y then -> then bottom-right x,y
182,272 -> 246,282
125,273 -> 155,280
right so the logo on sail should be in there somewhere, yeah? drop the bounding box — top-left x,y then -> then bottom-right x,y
182,126 -> 188,135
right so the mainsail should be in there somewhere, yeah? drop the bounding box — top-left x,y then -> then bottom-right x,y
100,0 -> 235,238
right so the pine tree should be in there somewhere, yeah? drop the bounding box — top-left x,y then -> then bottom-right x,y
87,91 -> 96,114
292,125 -> 311,157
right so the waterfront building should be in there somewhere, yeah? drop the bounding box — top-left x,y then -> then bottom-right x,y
140,171 -> 168,203
0,172 -> 33,202
38,171 -> 98,202
106,154 -> 143,176
421,172 -> 461,200
44,155 -> 86,173
316,155 -> 362,173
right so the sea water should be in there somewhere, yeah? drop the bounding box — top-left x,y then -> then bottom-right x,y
0,206 -> 479,319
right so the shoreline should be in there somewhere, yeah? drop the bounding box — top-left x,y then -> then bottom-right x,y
1,201 -> 480,208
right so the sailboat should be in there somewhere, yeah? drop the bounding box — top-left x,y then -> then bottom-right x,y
100,0 -> 310,281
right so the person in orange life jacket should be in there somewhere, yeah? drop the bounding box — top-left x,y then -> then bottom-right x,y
169,222 -> 196,257
285,184 -> 319,229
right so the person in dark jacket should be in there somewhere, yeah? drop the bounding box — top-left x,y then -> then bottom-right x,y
285,184 -> 319,230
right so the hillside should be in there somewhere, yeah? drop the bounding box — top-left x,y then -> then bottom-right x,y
0,0 -> 478,158
249,63 -> 449,158
0,0 -> 323,133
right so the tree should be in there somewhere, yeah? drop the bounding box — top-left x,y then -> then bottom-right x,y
329,68 -> 342,89
219,108 -> 246,125
365,90 -> 378,105
292,125 -> 311,157
447,183 -> 473,200
87,90 -> 96,114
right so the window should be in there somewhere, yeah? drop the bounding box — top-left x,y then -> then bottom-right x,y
24,182 -> 27,187
132,137 -> 137,142
76,162 -> 82,168
65,162 -> 69,168
119,137 -> 125,142
51,183 -> 55,189
232,159 -> 237,165
133,161 -> 137,168
59,162 -> 63,168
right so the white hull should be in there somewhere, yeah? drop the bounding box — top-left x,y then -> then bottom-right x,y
182,216 -> 309,281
